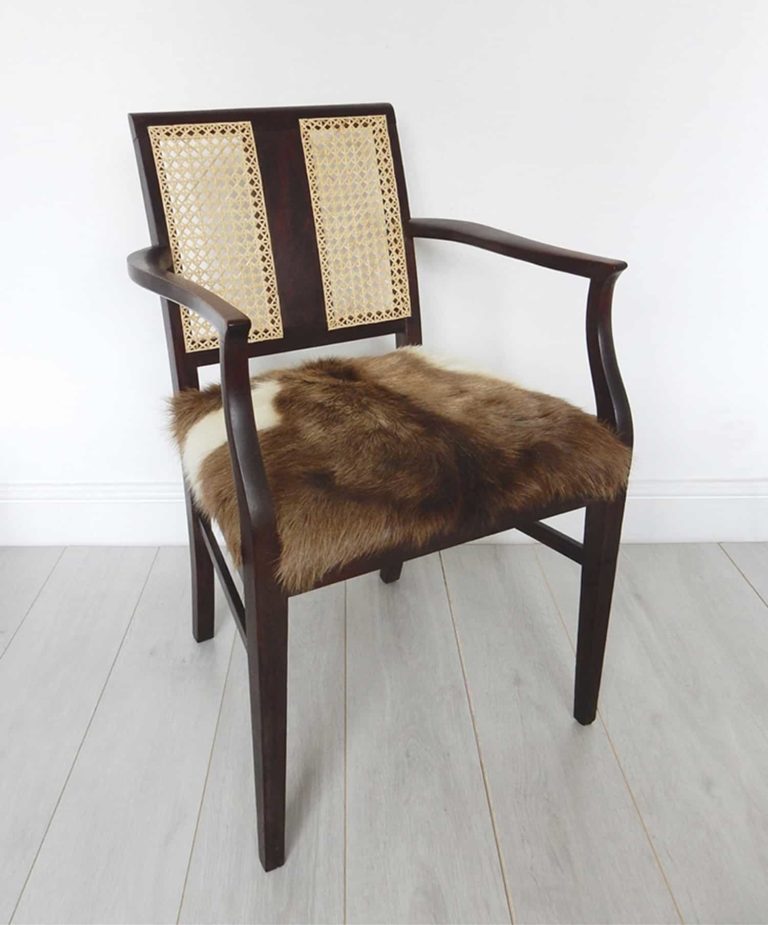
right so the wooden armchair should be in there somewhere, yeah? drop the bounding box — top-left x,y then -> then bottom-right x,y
127,104 -> 632,872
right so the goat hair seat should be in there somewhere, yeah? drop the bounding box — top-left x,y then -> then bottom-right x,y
170,347 -> 630,593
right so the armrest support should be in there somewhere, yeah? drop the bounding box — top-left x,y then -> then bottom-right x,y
409,218 -> 627,280
408,218 -> 633,448
127,247 -> 281,564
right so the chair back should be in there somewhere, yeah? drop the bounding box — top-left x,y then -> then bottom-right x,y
130,104 -> 422,369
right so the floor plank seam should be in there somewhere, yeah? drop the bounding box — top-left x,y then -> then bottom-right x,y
0,547 -> 66,663
342,580 -> 348,925
533,548 -> 686,924
598,712 -> 685,924
719,543 -> 768,608
175,627 -> 238,925
438,552 -> 516,925
8,546 -> 161,924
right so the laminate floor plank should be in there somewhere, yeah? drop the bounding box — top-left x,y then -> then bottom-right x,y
178,583 -> 345,924
537,543 -> 768,924
721,542 -> 768,605
0,547 -> 156,924
345,555 -> 510,925
13,547 -> 236,924
6,543 -> 767,924
0,547 -> 63,657
441,545 -> 678,924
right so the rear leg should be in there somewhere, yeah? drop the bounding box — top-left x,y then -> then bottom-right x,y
380,561 -> 404,584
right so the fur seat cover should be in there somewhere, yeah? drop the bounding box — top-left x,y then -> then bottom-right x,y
170,348 -> 630,593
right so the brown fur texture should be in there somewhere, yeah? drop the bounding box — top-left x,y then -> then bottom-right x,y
170,349 -> 630,593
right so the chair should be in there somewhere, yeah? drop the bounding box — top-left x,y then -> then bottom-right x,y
127,104 -> 633,872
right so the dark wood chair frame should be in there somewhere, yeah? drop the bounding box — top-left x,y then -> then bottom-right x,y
127,104 -> 633,872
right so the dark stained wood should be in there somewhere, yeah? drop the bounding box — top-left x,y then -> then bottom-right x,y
131,102 -> 397,134
408,216 -> 633,732
128,105 -> 421,369
213,303 -> 287,873
585,274 -> 634,444
517,521 -> 584,564
379,562 -> 404,584
128,244 -> 408,367
198,516 -> 246,645
127,103 -> 633,873
128,120 -> 218,647
244,579 -> 288,872
386,112 -> 423,348
408,217 -> 628,279
188,509 -> 215,642
307,498 -> 587,593
252,119 -> 328,342
184,319 -> 407,369
127,247 -> 254,333
574,493 -> 627,725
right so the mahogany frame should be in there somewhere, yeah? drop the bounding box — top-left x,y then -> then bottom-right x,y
127,105 -> 632,872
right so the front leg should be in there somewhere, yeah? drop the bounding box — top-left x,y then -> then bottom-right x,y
245,576 -> 289,871
573,494 -> 626,724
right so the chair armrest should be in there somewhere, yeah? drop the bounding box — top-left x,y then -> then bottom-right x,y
409,218 -> 627,279
409,218 -> 633,447
127,246 -> 252,336
127,246 -> 281,547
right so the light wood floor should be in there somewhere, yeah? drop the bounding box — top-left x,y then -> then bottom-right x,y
1,543 -> 767,924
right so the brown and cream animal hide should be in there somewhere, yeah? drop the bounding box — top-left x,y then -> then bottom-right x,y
170,348 -> 630,593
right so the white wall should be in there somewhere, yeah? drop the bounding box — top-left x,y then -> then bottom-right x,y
1,0 -> 766,544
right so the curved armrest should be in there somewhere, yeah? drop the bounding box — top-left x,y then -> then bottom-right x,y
127,247 -> 252,336
127,246 -> 280,545
409,218 -> 633,447
409,218 -> 627,280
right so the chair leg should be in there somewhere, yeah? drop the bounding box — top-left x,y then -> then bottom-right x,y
186,499 -> 214,643
380,561 -> 403,584
573,494 -> 626,725
246,585 -> 289,872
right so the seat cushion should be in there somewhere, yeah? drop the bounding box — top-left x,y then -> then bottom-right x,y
170,348 -> 630,593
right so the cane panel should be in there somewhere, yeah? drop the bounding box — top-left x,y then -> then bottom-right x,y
299,115 -> 411,330
148,121 -> 283,352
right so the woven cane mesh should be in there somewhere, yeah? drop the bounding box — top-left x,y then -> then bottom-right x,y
148,122 -> 283,352
300,115 -> 411,330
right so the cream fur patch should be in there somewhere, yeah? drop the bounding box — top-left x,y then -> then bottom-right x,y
182,379 -> 282,495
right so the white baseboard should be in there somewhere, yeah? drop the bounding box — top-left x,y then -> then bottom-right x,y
0,482 -> 188,546
0,479 -> 766,545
